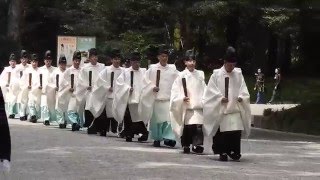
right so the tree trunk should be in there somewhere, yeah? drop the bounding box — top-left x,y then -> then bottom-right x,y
7,0 -> 24,43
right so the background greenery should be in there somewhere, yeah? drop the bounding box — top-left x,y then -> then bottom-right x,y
1,0 -> 320,134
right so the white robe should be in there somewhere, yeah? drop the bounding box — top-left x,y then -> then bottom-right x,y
0,66 -> 20,104
170,69 -> 206,137
20,67 -> 42,110
202,67 -> 251,138
39,66 -> 57,119
16,64 -> 31,107
88,65 -> 124,118
48,68 -> 65,110
138,63 -> 179,124
57,66 -> 81,112
75,62 -> 105,116
112,67 -> 146,123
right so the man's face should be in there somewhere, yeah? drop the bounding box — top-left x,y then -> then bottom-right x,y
44,59 -> 52,67
224,61 -> 236,73
59,63 -> 67,71
9,60 -> 17,68
31,61 -> 38,68
158,53 -> 168,65
21,58 -> 28,64
90,55 -> 98,65
130,60 -> 140,70
184,59 -> 196,72
73,59 -> 81,69
112,57 -> 121,68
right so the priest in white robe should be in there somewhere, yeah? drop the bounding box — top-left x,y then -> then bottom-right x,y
75,48 -> 105,133
57,51 -> 82,131
16,50 -> 31,121
88,49 -> 124,136
48,56 -> 67,128
139,48 -> 179,147
0,53 -> 20,118
203,46 -> 251,161
20,54 -> 42,123
170,50 -> 206,154
39,50 -> 57,126
113,52 -> 148,142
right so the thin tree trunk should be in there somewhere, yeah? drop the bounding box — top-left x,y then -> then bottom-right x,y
7,0 -> 23,42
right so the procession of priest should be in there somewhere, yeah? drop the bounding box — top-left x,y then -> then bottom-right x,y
0,46 -> 251,162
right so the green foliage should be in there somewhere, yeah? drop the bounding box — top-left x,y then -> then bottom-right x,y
1,0 -> 319,76
261,7 -> 299,36
120,31 -> 152,54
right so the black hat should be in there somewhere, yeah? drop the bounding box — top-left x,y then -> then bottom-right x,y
130,51 -> 141,61
9,53 -> 17,61
31,54 -> 39,61
158,46 -> 169,55
73,50 -> 81,60
21,50 -> 27,58
224,46 -> 237,63
59,56 -> 67,64
89,48 -> 98,57
110,48 -> 121,59
44,50 -> 52,60
185,49 -> 196,61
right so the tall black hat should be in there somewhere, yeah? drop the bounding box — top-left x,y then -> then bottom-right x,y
44,50 -> 52,60
58,56 -> 67,64
224,46 -> 237,63
20,49 -> 28,58
9,53 -> 17,61
158,46 -> 169,55
21,50 -> 28,58
73,50 -> 81,60
110,48 -> 121,59
185,49 -> 196,61
89,48 -> 98,57
130,51 -> 141,61
31,53 -> 39,61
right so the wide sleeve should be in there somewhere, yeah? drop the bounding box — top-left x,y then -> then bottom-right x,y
87,69 -> 109,118
169,76 -> 185,137
238,73 -> 251,137
202,72 -> 224,136
112,72 -> 130,123
138,68 -> 156,124
0,68 -> 9,87
75,68 -> 89,102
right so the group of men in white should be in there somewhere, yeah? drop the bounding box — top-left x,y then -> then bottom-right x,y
0,46 -> 251,161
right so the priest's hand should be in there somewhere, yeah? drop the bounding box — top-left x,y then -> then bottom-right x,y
238,97 -> 243,102
183,97 -> 190,103
221,97 -> 229,103
130,88 -> 133,93
153,87 -> 159,92
87,86 -> 92,91
69,88 -> 74,93
109,87 -> 113,92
